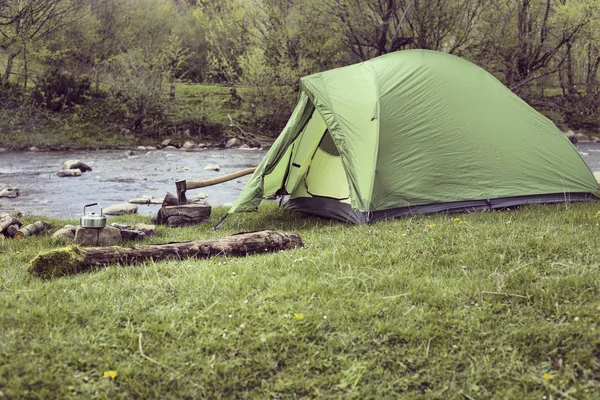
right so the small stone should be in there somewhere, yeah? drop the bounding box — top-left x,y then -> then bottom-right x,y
198,143 -> 207,148
145,146 -> 156,150
564,130 -> 576,143
183,129 -> 191,136
56,169 -> 82,177
52,225 -> 76,240
119,229 -> 145,241
165,145 -> 177,150
225,137 -> 242,148
182,141 -> 196,150
134,223 -> 156,236
110,223 -> 131,230
196,192 -> 208,199
204,163 -> 220,171
62,160 -> 92,172
161,139 -> 172,147
103,203 -> 138,216
574,132 -> 590,142
137,146 -> 147,151
592,136 -> 600,143
29,146 -> 40,152
120,128 -> 131,137
0,148 -> 7,152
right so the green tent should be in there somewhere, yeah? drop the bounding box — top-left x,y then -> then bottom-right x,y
226,50 -> 598,224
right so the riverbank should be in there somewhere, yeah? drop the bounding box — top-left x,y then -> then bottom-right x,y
1,202 -> 599,398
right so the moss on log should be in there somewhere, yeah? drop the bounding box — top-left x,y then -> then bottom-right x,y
29,230 -> 303,279
29,246 -> 87,279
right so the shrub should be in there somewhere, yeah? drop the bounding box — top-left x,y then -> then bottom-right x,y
32,69 -> 91,112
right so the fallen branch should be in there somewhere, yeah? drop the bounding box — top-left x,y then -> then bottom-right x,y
29,230 -> 303,279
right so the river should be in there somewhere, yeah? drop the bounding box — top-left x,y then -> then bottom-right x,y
1,144 -> 600,219
0,148 -> 265,219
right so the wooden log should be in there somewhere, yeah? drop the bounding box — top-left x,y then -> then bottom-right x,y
186,167 -> 256,190
29,230 -> 303,279
15,221 -> 51,239
0,214 -> 21,234
154,203 -> 211,227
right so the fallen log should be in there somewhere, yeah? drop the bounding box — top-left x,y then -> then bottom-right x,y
0,214 -> 21,233
29,230 -> 303,279
15,221 -> 51,239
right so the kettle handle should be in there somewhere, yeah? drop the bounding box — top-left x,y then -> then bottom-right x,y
83,203 -> 100,214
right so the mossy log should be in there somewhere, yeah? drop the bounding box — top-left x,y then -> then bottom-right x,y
29,230 -> 303,279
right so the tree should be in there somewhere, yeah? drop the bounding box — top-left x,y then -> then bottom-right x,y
0,0 -> 83,86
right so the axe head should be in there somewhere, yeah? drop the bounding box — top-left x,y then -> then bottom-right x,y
175,180 -> 187,205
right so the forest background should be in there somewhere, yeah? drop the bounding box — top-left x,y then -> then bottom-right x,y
1,0 -> 600,149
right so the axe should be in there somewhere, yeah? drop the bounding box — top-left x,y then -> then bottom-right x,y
175,167 -> 256,205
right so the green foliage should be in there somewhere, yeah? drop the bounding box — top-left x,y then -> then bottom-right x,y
1,204 -> 600,397
31,69 -> 91,112
239,48 -> 297,134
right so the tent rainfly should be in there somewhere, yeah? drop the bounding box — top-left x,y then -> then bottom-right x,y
223,50 -> 598,225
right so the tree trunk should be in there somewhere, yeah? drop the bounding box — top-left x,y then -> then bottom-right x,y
1,52 -> 16,86
29,230 -> 304,279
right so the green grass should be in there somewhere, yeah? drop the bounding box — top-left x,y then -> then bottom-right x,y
1,203 -> 600,398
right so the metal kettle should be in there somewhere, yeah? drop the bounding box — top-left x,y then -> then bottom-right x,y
80,203 -> 106,228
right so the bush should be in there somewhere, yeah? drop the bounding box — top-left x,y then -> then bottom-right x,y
32,69 -> 91,112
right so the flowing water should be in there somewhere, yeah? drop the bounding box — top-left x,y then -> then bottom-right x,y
1,144 -> 600,219
0,148 -> 265,219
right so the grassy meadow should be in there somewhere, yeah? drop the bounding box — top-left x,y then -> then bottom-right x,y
1,202 -> 599,398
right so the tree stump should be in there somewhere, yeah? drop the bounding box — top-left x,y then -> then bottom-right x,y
153,203 -> 211,227
29,230 -> 303,279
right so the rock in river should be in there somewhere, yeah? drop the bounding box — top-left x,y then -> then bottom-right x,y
56,169 -> 82,177
62,160 -> 92,172
103,203 -> 138,216
204,163 -> 220,171
183,141 -> 197,150
0,186 -> 19,198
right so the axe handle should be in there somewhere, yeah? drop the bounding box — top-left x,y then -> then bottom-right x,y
186,167 -> 257,190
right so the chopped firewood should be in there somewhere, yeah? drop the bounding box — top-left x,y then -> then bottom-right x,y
15,221 -> 51,239
0,214 -> 21,235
